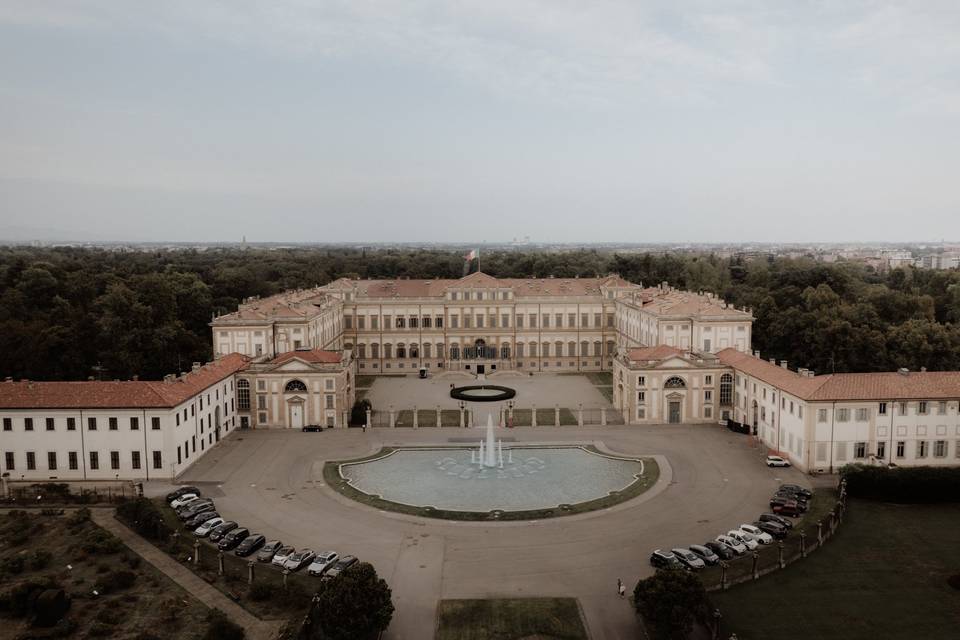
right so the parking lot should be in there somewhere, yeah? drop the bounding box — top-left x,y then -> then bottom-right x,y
152,422 -> 815,640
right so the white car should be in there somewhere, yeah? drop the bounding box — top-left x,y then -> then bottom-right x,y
194,517 -> 224,537
739,524 -> 773,545
766,455 -> 790,467
272,546 -> 296,567
283,549 -> 317,572
716,535 -> 747,555
727,530 -> 759,550
307,551 -> 340,576
170,494 -> 199,509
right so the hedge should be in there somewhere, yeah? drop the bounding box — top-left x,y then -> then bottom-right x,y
840,464 -> 960,503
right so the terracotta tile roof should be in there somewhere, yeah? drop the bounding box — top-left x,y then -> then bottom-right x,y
627,345 -> 685,361
270,349 -> 343,365
716,348 -> 832,399
329,273 -> 641,299
0,353 -> 250,410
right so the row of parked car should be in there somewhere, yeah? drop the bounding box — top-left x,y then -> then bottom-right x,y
165,486 -> 359,578
650,483 -> 814,571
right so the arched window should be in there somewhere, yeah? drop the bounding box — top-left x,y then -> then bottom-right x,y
371,342 -> 380,358
285,379 -> 307,392
410,344 -> 419,358
720,373 -> 733,405
664,376 -> 686,389
396,344 -> 407,359
450,344 -> 460,360
237,379 -> 250,410
500,343 -> 511,359
593,341 -> 602,357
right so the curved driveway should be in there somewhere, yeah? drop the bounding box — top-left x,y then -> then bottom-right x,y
158,424 -> 811,640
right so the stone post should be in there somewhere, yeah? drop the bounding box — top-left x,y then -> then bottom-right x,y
751,551 -> 759,580
799,532 -> 807,558
719,561 -> 728,590
365,408 -> 372,429
341,410 -> 348,428
459,407 -> 465,428
389,405 -> 396,428
282,568 -> 290,589
247,560 -> 255,585
436,406 -> 442,428
193,539 -> 200,567
554,404 -> 560,427
578,404 -> 584,427
828,510 -> 836,534
601,407 -> 607,426
817,521 -> 823,545
413,406 -> 419,429
777,541 -> 785,569
532,405 -> 537,427
217,551 -> 224,576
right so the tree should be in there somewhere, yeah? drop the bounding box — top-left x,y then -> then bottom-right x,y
633,569 -> 711,640
305,562 -> 393,640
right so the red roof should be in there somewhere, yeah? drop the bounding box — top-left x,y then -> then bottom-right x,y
627,345 -> 685,361
270,349 -> 342,365
0,353 -> 250,410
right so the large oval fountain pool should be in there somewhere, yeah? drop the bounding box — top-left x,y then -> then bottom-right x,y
337,446 -> 649,515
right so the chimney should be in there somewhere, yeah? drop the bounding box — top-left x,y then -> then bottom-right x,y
754,350 -> 761,358
769,358 -> 777,365
4,377 -> 11,382
87,377 -> 94,381
132,375 -> 139,381
897,368 -> 910,376
807,370 -> 815,377
192,362 -> 201,372
780,360 -> 788,369
920,366 -> 927,373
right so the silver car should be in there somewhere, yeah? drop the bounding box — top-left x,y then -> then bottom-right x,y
307,551 -> 339,576
283,549 -> 316,572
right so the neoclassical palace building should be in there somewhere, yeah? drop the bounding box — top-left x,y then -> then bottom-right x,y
2,271 -> 959,481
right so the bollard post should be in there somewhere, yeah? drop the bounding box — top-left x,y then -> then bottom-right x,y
601,407 -> 607,426
531,405 -> 537,427
365,409 -> 372,429
751,551 -> 759,580
217,551 -> 224,576
436,406 -> 442,428
712,609 -> 722,640
389,405 -> 396,428
247,560 -> 255,585
719,561 -> 728,590
817,520 -> 823,545
828,510 -> 836,534
193,539 -> 201,567
800,531 -> 807,558
282,568 -> 290,589
413,406 -> 419,429
578,404 -> 583,427
554,404 -> 560,427
777,541 -> 785,569
459,407 -> 465,428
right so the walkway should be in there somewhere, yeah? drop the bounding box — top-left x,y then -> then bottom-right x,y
92,509 -> 283,640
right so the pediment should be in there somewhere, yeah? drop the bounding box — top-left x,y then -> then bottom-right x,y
653,357 -> 694,369
270,359 -> 317,372
286,395 -> 307,403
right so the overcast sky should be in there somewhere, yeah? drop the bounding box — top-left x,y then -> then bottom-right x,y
2,1 -> 959,243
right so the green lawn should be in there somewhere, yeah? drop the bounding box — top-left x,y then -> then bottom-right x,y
437,598 -> 588,640
711,499 -> 960,640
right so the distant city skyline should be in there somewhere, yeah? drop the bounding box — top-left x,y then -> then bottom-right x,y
2,1 -> 960,243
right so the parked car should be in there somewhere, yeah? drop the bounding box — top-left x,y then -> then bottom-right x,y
739,524 -> 774,545
176,498 -> 213,516
194,517 -> 225,537
755,520 -> 788,539
185,511 -> 220,530
765,455 -> 790,467
179,502 -> 215,521
688,544 -> 720,566
780,484 -> 813,499
218,528 -> 250,551
727,530 -> 759,550
307,551 -> 340,576
283,549 -> 317,571
235,534 -> 266,557
716,535 -> 747,555
773,493 -> 808,512
324,555 -> 358,579
671,548 -> 706,571
775,488 -> 809,505
649,549 -> 682,569
166,486 -> 201,502
770,498 -> 802,517
257,540 -> 284,563
208,521 -> 239,543
759,512 -> 794,529
704,541 -> 735,561
272,546 -> 296,567
301,425 -> 323,432
170,493 -> 199,509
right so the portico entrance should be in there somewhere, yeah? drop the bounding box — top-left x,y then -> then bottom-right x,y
668,401 -> 682,424
289,400 -> 304,429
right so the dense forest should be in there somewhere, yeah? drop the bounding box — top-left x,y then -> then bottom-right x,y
2,247 -> 960,381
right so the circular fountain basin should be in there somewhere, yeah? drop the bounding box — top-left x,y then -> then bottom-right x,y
337,446 -> 648,517
450,385 -> 516,402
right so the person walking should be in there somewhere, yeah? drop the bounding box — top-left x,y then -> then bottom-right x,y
617,578 -> 625,598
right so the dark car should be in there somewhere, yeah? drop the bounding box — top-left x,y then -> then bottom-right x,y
301,425 -> 323,432
166,486 -> 201,503
235,534 -> 266,557
178,501 -> 215,521
671,548 -> 706,571
649,549 -> 682,569
175,496 -> 212,514
780,484 -> 813,499
755,520 -> 788,539
775,489 -> 809,506
324,555 -> 358,579
257,540 -> 284,563
208,521 -> 239,543
218,528 -> 250,551
770,498 -> 802,517
185,511 -> 220,530
759,513 -> 794,529
688,544 -> 720,566
704,541 -> 735,561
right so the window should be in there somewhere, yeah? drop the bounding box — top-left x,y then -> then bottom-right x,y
130,417 -> 139,430
396,317 -> 405,329
704,390 -> 713,402
47,452 -> 57,470
177,447 -> 182,464
836,408 -> 851,422
110,451 -> 120,470
917,441 -> 928,458
719,374 -> 733,405
421,317 -> 431,328
638,391 -> 646,403
938,401 -> 947,415
934,440 -> 946,457
396,345 -> 406,359
854,442 -> 867,458
918,401 -> 928,415
855,408 -> 869,422
153,451 -> 162,469
284,379 -> 307,392
25,418 -> 33,431
4,452 -> 13,470
89,452 -> 99,470
88,417 -> 97,430
409,317 -> 418,328
45,417 -> 54,431
237,379 -> 250,410
705,375 -> 713,386
326,395 -> 335,409
876,441 -> 886,459
152,417 -> 160,430
542,314 -> 550,328
68,452 -> 78,470
500,344 -> 511,359
132,451 -> 141,469
638,376 -> 646,387
878,402 -> 887,415
27,452 -> 36,470
2,418 -> 10,431
107,417 -> 117,430
555,313 -> 563,327
899,402 -> 908,415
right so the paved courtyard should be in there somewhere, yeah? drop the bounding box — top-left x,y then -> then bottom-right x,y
362,372 -> 612,411
150,422 -> 813,640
